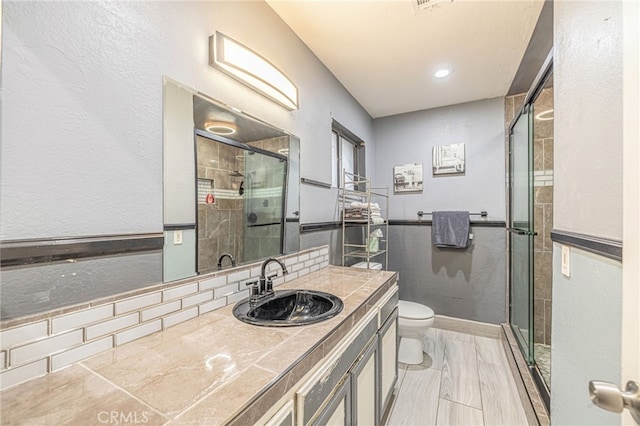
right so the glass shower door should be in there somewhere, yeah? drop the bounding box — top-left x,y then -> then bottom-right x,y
509,106 -> 535,363
242,151 -> 287,263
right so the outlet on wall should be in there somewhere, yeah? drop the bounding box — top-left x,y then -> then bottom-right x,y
561,244 -> 571,277
173,230 -> 183,245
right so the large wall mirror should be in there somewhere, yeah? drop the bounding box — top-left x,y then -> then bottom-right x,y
163,78 -> 300,282
0,80 -> 300,322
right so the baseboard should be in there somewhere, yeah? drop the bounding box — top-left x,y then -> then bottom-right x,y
433,315 -> 502,339
500,324 -> 550,426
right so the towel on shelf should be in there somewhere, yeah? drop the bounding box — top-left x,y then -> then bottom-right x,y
431,211 -> 471,249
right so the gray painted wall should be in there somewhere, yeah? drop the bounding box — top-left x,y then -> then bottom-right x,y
373,97 -> 506,221
2,1 -> 373,241
551,1 -> 624,423
372,97 -> 507,324
551,246 -> 622,425
389,226 -> 506,324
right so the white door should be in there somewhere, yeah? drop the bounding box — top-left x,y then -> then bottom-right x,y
621,1 -> 640,423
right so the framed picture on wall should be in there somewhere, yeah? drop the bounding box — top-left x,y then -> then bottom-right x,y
432,143 -> 466,175
393,163 -> 423,193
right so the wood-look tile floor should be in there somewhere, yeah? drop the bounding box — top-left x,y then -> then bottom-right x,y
386,328 -> 529,426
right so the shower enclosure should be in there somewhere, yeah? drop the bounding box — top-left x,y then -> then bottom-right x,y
508,56 -> 554,405
196,131 -> 288,273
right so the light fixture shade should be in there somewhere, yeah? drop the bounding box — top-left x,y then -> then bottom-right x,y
210,32 -> 298,110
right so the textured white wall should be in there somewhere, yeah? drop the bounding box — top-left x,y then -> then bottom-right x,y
553,0 -> 623,240
1,1 -> 373,239
372,97 -> 506,221
551,1 -> 624,424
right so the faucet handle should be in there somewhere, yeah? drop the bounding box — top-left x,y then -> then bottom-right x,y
265,273 -> 279,294
245,280 -> 260,302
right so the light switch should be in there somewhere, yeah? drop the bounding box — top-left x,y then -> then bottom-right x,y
173,230 -> 183,245
561,244 -> 571,277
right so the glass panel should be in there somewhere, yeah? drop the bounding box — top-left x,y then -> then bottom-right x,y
242,152 -> 286,263
509,107 -> 534,364
196,135 -> 287,272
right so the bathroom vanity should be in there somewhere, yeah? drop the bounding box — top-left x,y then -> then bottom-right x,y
0,266 -> 398,426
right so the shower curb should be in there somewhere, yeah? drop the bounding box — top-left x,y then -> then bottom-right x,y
501,323 -> 551,426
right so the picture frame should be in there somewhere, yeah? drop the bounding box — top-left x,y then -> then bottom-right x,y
432,143 -> 466,175
393,163 -> 423,193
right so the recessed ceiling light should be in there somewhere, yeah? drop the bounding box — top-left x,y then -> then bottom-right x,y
535,109 -> 554,121
434,67 -> 452,79
205,121 -> 237,135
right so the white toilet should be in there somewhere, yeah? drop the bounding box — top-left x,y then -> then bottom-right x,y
350,262 -> 435,365
398,300 -> 435,365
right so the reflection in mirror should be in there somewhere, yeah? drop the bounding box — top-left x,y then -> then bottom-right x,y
196,132 -> 288,273
163,79 -> 300,282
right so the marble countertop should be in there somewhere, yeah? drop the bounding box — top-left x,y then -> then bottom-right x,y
0,266 -> 397,425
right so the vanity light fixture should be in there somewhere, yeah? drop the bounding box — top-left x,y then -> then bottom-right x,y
205,121 -> 237,136
209,32 -> 299,110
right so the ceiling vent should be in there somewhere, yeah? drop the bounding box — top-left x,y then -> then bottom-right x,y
411,0 -> 453,14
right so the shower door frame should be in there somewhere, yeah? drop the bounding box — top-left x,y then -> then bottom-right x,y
506,50 -> 554,409
194,129 -> 288,270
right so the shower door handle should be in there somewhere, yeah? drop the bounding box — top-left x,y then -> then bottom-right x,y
589,380 -> 640,424
507,228 -> 538,236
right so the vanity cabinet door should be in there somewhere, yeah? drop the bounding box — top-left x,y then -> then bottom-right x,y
312,376 -> 351,426
350,335 -> 379,426
264,400 -> 294,426
379,307 -> 398,419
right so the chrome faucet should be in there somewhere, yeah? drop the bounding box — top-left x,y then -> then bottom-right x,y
259,257 -> 288,296
217,253 -> 236,270
245,257 -> 288,306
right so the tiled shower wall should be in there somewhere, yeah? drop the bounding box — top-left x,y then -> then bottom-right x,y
505,89 -> 554,346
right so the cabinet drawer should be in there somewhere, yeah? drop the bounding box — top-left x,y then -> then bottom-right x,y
297,312 -> 378,425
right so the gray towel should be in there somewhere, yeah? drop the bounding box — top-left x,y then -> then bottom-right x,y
432,211 -> 470,248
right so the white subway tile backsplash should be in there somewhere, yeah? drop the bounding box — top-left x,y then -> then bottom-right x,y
163,283 -> 198,301
285,272 -> 299,283
214,283 -> 239,299
291,263 -> 304,272
297,253 -> 310,262
0,358 -> 48,392
162,307 -> 198,329
226,289 -> 249,304
51,336 -> 113,371
319,261 -> 329,269
272,276 -> 285,287
309,250 -> 320,259
11,330 -> 83,366
199,276 -> 226,291
51,305 -> 114,334
304,259 -> 315,268
320,247 -> 329,256
227,270 -> 250,283
115,320 -> 162,346
141,300 -> 181,322
0,321 -> 48,350
284,257 -> 297,266
115,292 -> 162,315
310,264 -> 320,273
250,266 -> 261,277
0,351 -> 6,370
182,291 -> 214,308
298,268 -> 310,278
85,313 -> 139,341
199,298 -> 227,315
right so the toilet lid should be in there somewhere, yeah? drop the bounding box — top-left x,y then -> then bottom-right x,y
399,300 -> 434,320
